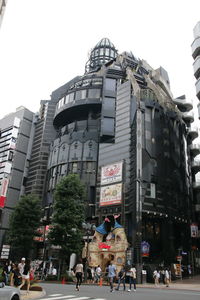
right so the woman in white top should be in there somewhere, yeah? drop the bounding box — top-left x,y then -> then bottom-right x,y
75,260 -> 83,291
127,264 -> 137,291
19,259 -> 30,294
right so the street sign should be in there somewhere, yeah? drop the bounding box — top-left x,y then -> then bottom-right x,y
0,244 -> 10,259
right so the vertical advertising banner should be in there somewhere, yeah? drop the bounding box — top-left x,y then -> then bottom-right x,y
101,161 -> 123,185
0,177 -> 9,208
100,183 -> 122,206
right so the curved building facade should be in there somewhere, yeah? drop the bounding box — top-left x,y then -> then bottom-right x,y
44,38 -> 196,272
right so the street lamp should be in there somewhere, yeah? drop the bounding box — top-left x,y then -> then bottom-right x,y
82,222 -> 96,281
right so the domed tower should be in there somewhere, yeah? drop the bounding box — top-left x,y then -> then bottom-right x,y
46,38 -> 119,220
85,38 -> 118,73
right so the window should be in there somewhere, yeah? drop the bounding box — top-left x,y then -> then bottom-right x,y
65,94 -> 70,104
8,151 -> 13,161
75,90 -> 87,101
88,89 -> 101,99
105,48 -> 110,56
105,78 -> 116,92
72,162 -> 78,173
69,92 -> 75,102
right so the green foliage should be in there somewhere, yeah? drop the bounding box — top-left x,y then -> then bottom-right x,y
8,194 -> 42,259
48,174 -> 85,258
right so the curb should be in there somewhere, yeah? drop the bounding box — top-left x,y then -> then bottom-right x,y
21,289 -> 46,300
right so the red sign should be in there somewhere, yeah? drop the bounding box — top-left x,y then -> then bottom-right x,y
98,242 -> 111,250
0,196 -> 6,208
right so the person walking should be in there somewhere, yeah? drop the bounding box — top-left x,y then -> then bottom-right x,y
10,263 -> 22,287
2,261 -> 9,285
18,257 -> 26,276
95,265 -> 102,283
153,268 -> 160,286
115,265 -> 126,291
108,261 -> 116,292
128,264 -> 137,292
19,259 -> 31,294
75,260 -> 83,291
164,267 -> 170,287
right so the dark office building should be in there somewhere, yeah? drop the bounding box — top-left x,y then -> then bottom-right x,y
39,38 -> 199,271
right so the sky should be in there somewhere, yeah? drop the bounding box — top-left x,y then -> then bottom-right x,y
0,0 -> 200,121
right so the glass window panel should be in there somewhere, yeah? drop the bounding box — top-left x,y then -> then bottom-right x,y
100,48 -> 104,56
105,78 -> 116,92
75,90 -> 87,101
105,48 -> 109,56
102,117 -> 115,133
65,94 -> 69,104
69,92 -> 75,102
88,89 -> 101,99
110,50 -> 114,57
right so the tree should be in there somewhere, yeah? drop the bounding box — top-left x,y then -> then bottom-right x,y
8,194 -> 41,260
48,174 -> 85,261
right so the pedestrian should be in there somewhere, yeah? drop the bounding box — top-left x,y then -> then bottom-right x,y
91,267 -> 95,283
19,259 -> 31,294
75,259 -> 83,291
95,265 -> 102,283
10,263 -> 22,287
107,261 -> 116,292
2,261 -> 9,285
18,257 -> 26,276
153,268 -> 160,286
164,267 -> 170,287
87,267 -> 93,283
52,266 -> 57,276
160,268 -> 165,284
128,264 -> 137,292
115,265 -> 126,291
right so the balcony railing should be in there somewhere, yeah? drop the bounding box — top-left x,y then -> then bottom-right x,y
181,111 -> 194,123
195,77 -> 200,100
193,56 -> 200,79
173,97 -> 193,112
193,181 -> 200,190
192,36 -> 200,59
191,160 -> 200,173
188,125 -> 198,141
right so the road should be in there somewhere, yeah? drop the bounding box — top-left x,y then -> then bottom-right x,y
37,283 -> 200,300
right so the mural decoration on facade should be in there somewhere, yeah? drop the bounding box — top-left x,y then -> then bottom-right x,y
87,215 -> 128,273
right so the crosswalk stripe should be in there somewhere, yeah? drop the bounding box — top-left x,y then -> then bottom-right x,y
66,298 -> 90,300
41,296 -> 75,300
39,295 -> 107,300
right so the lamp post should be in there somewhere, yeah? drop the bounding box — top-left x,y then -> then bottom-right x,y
82,222 -> 96,282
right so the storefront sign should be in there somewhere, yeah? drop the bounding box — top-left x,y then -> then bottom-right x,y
101,161 -> 123,185
0,245 -> 10,259
190,223 -> 198,238
100,183 -> 122,206
141,241 -> 150,257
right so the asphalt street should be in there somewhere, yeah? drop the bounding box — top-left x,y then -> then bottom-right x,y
37,283 -> 200,300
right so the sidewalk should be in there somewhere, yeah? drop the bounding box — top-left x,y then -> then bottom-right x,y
21,275 -> 200,299
138,275 -> 200,291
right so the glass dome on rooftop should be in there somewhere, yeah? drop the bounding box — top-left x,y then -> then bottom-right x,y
86,38 -> 118,72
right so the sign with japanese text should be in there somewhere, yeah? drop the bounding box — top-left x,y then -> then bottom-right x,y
100,183 -> 122,206
101,161 -> 123,185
